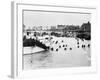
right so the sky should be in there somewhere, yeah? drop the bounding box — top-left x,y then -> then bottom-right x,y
23,10 -> 91,29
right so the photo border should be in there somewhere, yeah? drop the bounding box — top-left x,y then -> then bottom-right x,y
11,1 -> 97,78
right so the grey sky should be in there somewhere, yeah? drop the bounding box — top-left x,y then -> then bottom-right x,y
23,10 -> 91,28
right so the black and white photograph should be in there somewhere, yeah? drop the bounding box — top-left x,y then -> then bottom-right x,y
23,10 -> 91,70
